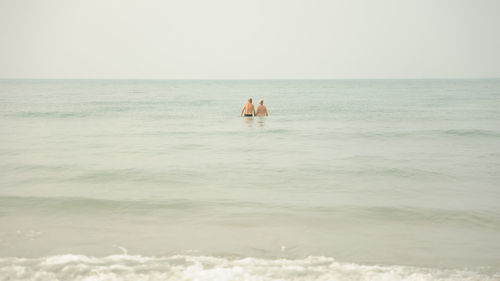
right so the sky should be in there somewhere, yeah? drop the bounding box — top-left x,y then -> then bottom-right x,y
0,0 -> 499,79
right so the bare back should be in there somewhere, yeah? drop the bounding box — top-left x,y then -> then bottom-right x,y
255,105 -> 268,116
241,102 -> 255,116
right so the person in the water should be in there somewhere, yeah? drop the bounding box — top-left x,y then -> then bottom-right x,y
255,99 -> 268,116
241,98 -> 255,117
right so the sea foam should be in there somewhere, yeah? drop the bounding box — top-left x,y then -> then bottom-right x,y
0,255 -> 498,281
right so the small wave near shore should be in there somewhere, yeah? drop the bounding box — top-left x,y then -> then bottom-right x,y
1,254 -> 499,281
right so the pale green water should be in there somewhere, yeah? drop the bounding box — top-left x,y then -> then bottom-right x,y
0,79 -> 499,280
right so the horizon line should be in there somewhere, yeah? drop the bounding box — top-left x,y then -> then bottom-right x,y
1,77 -> 499,81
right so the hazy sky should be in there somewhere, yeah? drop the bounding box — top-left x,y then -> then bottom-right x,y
1,0 -> 499,79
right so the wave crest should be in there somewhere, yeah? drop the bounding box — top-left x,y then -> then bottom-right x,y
0,255 -> 498,281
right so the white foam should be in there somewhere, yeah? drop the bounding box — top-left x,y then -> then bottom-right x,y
0,255 -> 498,281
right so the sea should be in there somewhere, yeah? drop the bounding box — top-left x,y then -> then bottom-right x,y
0,79 -> 499,280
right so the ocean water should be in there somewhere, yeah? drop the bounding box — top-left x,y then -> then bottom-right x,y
0,79 -> 499,280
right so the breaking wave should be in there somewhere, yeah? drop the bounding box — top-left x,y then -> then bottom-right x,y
0,254 -> 498,281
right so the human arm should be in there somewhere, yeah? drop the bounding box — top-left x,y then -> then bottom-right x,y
241,105 -> 246,116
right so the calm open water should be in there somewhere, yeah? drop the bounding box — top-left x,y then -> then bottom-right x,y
1,79 -> 500,280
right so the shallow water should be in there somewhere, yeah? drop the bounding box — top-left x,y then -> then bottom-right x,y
1,79 -> 500,280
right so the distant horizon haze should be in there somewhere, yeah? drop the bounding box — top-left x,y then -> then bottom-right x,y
1,0 -> 499,79
1,77 -> 500,80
